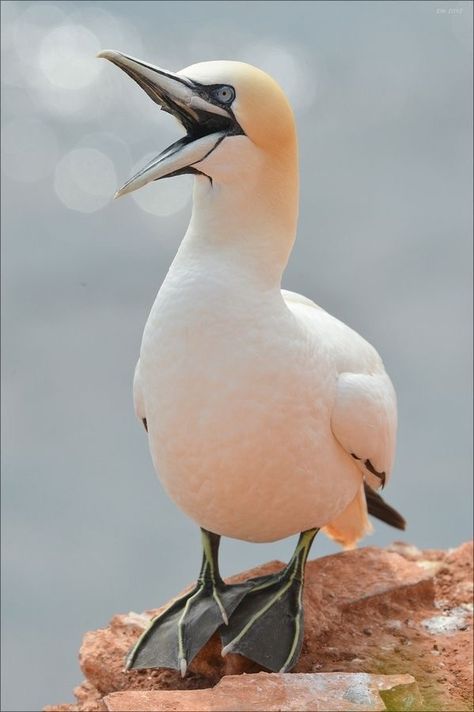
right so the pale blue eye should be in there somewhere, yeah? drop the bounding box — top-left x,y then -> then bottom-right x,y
213,85 -> 235,105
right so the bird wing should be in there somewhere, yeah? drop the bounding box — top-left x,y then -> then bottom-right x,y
133,358 -> 147,431
282,288 -> 397,490
330,369 -> 397,490
283,289 -> 399,547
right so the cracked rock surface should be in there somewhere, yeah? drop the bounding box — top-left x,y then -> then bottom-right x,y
45,541 -> 473,712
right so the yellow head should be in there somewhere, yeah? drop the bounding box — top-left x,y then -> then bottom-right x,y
180,60 -> 297,151
97,51 -> 298,195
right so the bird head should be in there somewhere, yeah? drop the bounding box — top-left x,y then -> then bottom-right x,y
97,52 -> 297,197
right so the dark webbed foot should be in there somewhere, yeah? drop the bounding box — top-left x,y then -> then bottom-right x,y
220,528 -> 318,672
125,530 -> 253,675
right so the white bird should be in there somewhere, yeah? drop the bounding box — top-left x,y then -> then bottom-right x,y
98,50 -> 405,677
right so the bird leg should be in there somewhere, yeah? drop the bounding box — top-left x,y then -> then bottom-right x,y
220,528 -> 319,673
125,528 -> 254,676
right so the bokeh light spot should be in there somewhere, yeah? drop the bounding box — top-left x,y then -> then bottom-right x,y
54,148 -> 116,213
68,5 -> 144,57
39,24 -> 102,90
12,4 -> 66,64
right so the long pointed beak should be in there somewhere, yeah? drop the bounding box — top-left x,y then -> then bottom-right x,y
112,133 -> 226,198
97,50 -> 237,197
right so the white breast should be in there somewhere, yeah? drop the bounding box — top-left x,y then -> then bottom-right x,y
136,255 -> 371,542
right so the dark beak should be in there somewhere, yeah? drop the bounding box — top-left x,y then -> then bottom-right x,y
97,50 -> 241,196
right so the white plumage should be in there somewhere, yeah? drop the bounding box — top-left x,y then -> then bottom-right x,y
99,50 -> 401,676
114,56 -> 398,548
133,183 -> 396,547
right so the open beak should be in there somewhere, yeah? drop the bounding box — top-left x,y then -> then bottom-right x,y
97,50 -> 242,197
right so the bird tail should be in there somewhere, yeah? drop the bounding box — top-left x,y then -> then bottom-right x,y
364,482 -> 406,530
322,483 -> 373,549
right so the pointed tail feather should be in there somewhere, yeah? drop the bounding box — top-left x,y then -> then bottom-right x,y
364,482 -> 406,530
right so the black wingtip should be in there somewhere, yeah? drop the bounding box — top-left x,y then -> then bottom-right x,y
364,482 -> 406,530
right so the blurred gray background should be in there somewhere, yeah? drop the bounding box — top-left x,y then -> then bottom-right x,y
1,1 -> 472,709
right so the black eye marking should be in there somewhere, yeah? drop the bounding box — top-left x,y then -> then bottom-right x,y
211,85 -> 235,105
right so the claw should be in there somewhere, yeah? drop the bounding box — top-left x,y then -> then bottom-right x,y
221,642 -> 233,657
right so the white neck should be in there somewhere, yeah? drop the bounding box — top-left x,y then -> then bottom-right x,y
177,145 -> 299,290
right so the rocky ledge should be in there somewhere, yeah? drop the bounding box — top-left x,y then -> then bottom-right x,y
46,541 -> 473,712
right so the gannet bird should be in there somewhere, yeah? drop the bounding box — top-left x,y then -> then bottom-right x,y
98,50 -> 405,676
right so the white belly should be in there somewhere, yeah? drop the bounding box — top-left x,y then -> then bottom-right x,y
138,275 -> 360,542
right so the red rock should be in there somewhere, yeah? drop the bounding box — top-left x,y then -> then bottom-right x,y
45,542 -> 473,712
103,672 -> 422,711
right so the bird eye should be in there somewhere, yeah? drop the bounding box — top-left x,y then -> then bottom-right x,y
213,85 -> 235,105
